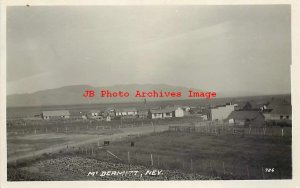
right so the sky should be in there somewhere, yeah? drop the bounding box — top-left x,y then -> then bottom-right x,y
7,5 -> 291,96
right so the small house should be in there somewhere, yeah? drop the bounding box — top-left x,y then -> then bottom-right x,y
149,106 -> 184,119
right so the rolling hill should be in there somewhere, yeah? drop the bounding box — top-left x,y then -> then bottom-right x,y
7,84 -> 212,107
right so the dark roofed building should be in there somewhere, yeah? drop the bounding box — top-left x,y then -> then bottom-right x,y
42,110 -> 70,120
227,111 -> 265,127
235,101 -> 262,111
150,108 -> 173,119
264,104 -> 292,121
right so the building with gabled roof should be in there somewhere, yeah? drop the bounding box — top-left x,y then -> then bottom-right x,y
42,110 -> 70,120
149,106 -> 184,119
227,111 -> 265,127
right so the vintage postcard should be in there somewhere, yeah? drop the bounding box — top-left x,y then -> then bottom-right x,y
0,0 -> 299,188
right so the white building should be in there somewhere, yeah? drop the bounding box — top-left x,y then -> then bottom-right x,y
149,107 -> 184,119
210,104 -> 237,121
174,107 -> 184,117
115,108 -> 138,116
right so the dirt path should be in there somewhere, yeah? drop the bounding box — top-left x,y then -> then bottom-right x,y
7,125 -> 169,163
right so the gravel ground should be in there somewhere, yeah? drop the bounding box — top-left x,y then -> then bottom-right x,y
10,156 -> 220,181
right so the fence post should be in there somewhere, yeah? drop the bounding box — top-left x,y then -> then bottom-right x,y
223,161 -> 226,174
128,151 -> 130,163
151,154 -> 153,166
262,167 -> 265,179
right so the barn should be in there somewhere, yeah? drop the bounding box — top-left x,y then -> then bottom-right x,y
42,110 -> 70,120
227,111 -> 265,127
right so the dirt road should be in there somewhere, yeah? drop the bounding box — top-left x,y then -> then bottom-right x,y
7,125 -> 169,163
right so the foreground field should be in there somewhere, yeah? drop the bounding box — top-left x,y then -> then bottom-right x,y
91,131 -> 292,179
7,125 -> 169,162
8,131 -> 291,180
8,155 -> 219,181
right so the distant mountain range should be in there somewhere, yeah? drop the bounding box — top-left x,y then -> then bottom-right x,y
7,84 -> 288,107
7,84 -> 213,107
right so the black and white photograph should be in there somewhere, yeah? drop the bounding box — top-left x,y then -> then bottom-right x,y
1,1 -> 298,185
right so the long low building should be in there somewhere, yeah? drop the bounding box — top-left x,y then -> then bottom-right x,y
42,110 -> 70,120
263,104 -> 292,121
149,107 -> 184,119
115,108 -> 138,117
